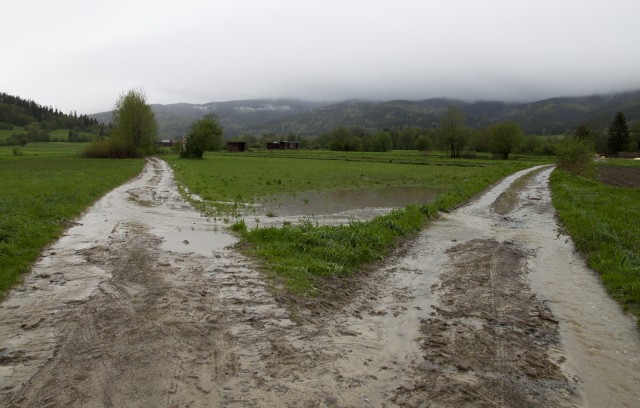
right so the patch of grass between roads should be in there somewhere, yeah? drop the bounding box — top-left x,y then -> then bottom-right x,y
169,152 -> 539,295
0,153 -> 143,298
551,167 -> 640,324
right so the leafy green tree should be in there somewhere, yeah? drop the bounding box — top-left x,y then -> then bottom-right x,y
24,122 -> 49,142
607,112 -> 630,153
327,127 -> 352,151
556,137 -> 594,176
182,114 -> 224,158
111,88 -> 158,156
574,124 -> 591,141
370,131 -> 393,152
414,135 -> 433,152
438,106 -> 465,158
489,123 -> 524,159
521,135 -> 542,154
346,136 -> 363,151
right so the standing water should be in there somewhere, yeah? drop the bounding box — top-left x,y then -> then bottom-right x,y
517,168 -> 640,407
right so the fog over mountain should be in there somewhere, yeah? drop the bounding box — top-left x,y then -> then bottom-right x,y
91,90 -> 640,139
4,1 -> 640,115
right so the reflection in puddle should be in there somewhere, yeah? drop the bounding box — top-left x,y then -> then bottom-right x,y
158,228 -> 238,255
257,186 -> 444,217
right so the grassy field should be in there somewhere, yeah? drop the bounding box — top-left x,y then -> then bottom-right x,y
550,162 -> 640,323
0,128 -> 93,142
0,147 -> 144,298
166,151 -> 549,210
242,148 -> 553,164
0,142 -> 87,157
0,126 -> 24,141
168,151 -> 544,294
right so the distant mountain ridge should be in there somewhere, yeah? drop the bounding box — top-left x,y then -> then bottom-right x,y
90,91 -> 640,139
91,99 -> 326,139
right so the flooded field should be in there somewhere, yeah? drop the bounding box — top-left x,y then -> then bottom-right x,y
258,186 -> 444,217
1,159 -> 639,407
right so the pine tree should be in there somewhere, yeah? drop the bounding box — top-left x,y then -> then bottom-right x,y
607,112 -> 630,153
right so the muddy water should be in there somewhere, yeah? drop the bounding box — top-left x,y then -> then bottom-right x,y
0,158 -> 244,405
512,168 -> 640,408
417,165 -> 640,407
258,186 -> 443,217
2,159 -> 639,407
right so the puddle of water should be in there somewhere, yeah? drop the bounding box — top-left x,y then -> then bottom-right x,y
158,228 -> 238,255
257,186 -> 444,217
517,168 -> 640,408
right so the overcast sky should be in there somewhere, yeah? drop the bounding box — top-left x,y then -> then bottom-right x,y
3,0 -> 640,114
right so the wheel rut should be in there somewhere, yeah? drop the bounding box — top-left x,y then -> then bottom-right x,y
1,161 -> 639,407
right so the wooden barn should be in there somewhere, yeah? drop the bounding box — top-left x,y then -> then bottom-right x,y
227,141 -> 247,152
266,141 -> 300,150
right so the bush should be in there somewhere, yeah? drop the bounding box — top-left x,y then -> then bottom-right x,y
415,135 -> 433,152
555,138 -> 594,176
81,140 -> 143,158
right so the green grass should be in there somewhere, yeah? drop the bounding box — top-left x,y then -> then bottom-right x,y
243,148 -> 553,164
49,129 -> 70,141
0,126 -> 24,141
0,152 -> 144,297
0,128 -> 94,143
550,167 -> 640,323
236,206 -> 427,294
169,151 -> 538,295
166,151 -> 548,212
0,142 -> 87,157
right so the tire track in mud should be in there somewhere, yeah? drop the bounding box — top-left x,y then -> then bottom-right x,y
0,158 -> 251,406
2,160 -> 639,407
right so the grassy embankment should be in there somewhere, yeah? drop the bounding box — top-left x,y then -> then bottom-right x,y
168,151 -> 547,294
0,143 -> 144,298
551,161 -> 640,322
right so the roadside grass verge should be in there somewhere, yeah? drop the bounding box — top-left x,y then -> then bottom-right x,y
0,154 -> 144,298
168,151 -> 535,295
550,168 -> 640,323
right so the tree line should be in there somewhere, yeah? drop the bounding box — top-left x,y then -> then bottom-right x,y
0,92 -> 109,145
82,88 -> 224,159
230,106 -> 640,158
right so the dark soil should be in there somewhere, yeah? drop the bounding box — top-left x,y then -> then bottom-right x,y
597,165 -> 640,188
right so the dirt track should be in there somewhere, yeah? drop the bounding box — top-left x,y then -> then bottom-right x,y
1,159 -> 639,407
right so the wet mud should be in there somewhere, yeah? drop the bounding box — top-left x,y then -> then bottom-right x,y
1,160 -> 640,407
596,165 -> 640,188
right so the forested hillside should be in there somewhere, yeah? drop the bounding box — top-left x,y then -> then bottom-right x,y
91,91 -> 640,140
244,92 -> 640,137
0,93 -> 108,145
91,99 -> 325,139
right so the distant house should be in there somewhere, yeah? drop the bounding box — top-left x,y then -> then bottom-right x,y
266,141 -> 300,150
157,139 -> 174,147
227,141 -> 246,152
616,152 -> 640,159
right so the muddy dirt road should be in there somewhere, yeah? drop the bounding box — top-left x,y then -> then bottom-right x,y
1,159 -> 639,407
